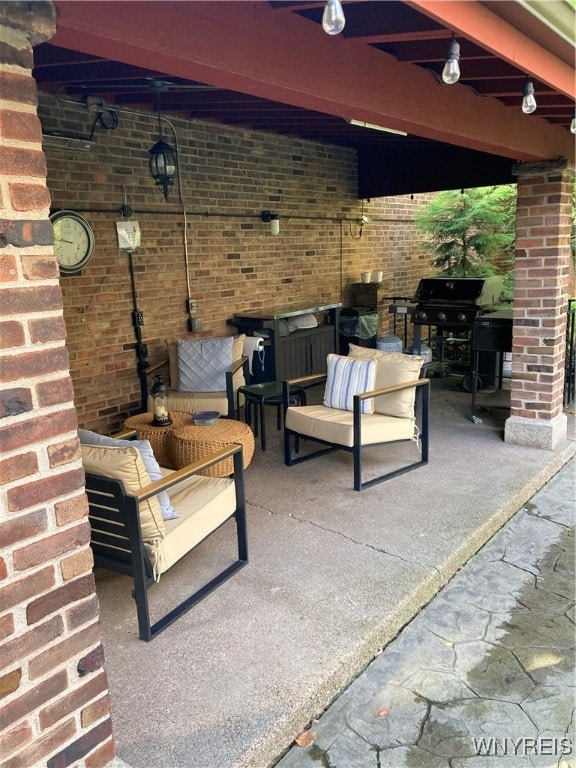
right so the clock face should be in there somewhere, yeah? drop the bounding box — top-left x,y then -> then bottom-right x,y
50,211 -> 95,274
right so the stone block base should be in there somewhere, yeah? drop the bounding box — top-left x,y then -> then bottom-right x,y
505,413 -> 568,450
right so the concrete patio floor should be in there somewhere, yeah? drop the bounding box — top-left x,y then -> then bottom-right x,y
94,375 -> 575,768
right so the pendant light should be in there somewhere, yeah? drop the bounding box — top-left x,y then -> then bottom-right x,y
521,80 -> 537,114
570,109 -> 576,135
148,89 -> 177,201
322,0 -> 345,35
442,36 -> 461,84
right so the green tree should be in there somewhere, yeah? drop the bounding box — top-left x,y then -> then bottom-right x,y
415,185 -> 516,279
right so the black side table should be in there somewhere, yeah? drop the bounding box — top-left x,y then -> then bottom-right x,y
238,381 -> 306,450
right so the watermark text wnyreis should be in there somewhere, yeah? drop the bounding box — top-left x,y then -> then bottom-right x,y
472,737 -> 573,757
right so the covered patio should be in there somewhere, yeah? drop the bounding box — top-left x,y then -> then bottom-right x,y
36,0 -> 576,449
0,3 -> 574,768
93,375 -> 575,768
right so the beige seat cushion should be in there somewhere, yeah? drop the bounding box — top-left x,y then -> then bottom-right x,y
146,391 -> 232,417
81,444 -> 165,542
285,404 -> 415,448
166,391 -> 230,415
348,344 -> 424,418
157,472 -> 237,574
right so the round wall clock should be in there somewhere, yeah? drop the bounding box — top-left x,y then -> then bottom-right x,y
50,210 -> 95,274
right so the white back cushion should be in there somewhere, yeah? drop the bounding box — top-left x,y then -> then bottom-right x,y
323,354 -> 377,414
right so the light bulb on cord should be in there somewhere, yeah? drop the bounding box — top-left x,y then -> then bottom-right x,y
570,110 -> 576,135
521,80 -> 537,114
322,0 -> 345,35
441,37 -> 460,85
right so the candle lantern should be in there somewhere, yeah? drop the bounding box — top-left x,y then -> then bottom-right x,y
151,373 -> 172,427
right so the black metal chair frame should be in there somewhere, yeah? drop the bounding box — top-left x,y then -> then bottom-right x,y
283,374 -> 430,491
85,444 -> 248,641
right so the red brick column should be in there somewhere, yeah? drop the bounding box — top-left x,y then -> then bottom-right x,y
0,4 -> 115,767
505,158 -> 575,450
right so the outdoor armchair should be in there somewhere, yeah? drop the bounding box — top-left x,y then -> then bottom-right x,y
82,433 -> 248,641
283,348 -> 429,491
146,334 -> 249,418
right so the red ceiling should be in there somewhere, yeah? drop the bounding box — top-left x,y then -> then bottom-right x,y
34,1 -> 574,196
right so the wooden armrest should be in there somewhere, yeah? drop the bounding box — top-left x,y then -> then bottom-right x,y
110,428 -> 138,440
356,377 -> 429,401
284,372 -> 328,387
147,358 -> 169,375
133,444 -> 242,503
227,355 -> 248,374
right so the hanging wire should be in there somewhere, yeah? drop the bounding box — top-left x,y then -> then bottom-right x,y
88,107 -> 119,140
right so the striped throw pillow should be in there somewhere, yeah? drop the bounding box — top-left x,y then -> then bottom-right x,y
323,354 -> 377,414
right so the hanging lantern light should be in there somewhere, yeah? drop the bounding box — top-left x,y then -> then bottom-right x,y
149,139 -> 176,201
148,88 -> 177,201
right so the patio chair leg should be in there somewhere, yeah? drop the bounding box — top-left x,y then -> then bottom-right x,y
353,445 -> 362,492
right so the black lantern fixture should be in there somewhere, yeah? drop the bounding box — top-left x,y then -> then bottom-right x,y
151,373 -> 172,427
148,90 -> 177,201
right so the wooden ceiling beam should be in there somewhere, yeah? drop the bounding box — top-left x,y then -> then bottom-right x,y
51,1 -> 574,162
407,0 -> 575,98
349,29 -> 452,44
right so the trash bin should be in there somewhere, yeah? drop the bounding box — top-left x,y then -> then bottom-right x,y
339,306 -> 378,354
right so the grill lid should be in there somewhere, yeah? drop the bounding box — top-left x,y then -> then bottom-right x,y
414,276 -> 503,307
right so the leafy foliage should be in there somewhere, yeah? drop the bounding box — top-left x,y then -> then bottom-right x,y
415,186 -> 516,279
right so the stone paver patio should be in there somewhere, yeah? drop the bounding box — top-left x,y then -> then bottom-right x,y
275,458 -> 575,768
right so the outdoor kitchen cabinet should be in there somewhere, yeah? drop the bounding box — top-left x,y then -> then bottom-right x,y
231,302 -> 341,381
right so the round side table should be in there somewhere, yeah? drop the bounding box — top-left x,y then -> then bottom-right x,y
169,419 -> 255,477
123,411 -> 192,468
237,381 -> 306,450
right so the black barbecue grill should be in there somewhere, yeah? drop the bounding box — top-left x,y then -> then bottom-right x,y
412,276 -> 504,329
411,276 -> 505,379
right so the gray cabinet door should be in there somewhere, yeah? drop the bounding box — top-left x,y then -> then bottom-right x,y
276,333 -> 310,379
276,326 -> 335,379
309,327 -> 334,374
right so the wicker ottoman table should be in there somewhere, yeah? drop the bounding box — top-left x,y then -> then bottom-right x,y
169,419 -> 255,477
123,410 -> 192,468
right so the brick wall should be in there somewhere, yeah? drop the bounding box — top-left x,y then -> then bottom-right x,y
0,4 -> 115,767
510,159 -> 575,422
38,92 -> 433,433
